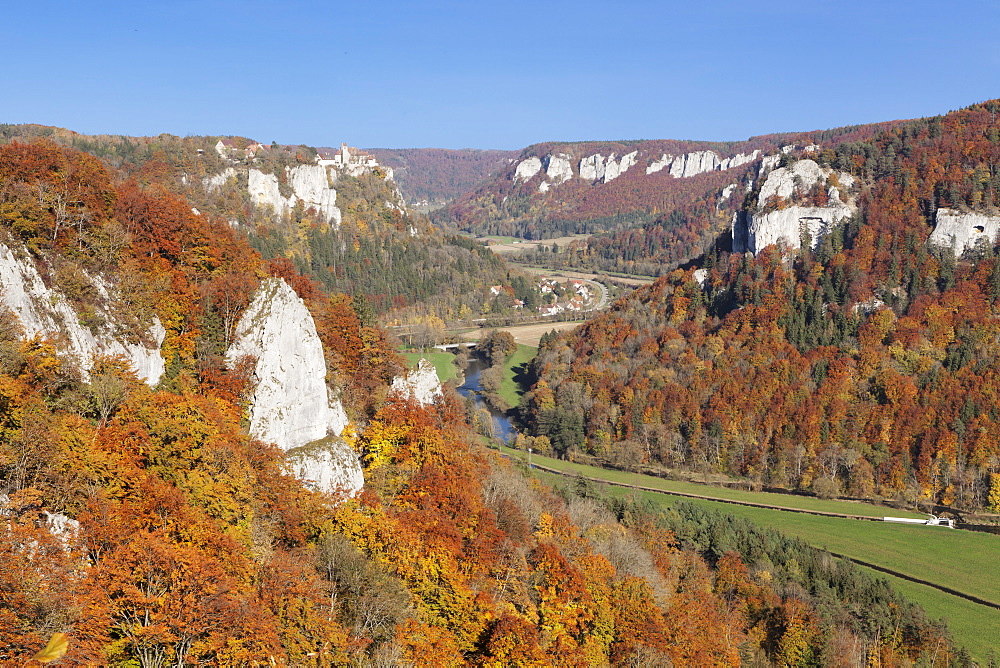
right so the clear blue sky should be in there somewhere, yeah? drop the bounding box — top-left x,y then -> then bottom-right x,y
6,0 -> 1000,149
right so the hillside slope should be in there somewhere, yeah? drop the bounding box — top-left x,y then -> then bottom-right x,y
436,123 -> 903,275
522,99 -> 1000,514
365,147 -> 517,205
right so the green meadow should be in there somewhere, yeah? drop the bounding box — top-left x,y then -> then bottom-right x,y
514,450 -> 1000,661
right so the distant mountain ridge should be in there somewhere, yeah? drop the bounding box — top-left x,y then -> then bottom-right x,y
365,147 -> 517,205
433,122 -> 904,273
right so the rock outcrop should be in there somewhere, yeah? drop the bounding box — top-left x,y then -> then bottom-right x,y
0,242 -> 166,384
516,146 -> 767,189
389,358 -> 443,405
247,165 -> 342,227
646,150 -> 762,178
514,157 -> 543,183
226,278 -> 361,496
578,154 -> 604,181
545,154 -> 573,185
929,208 -> 1000,257
734,159 -> 856,255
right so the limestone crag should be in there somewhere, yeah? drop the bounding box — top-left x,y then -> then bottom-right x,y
604,151 -> 639,182
226,278 -> 360,496
247,165 -> 342,227
514,157 -> 543,183
389,358 -> 443,405
544,154 -> 573,185
203,167 -> 237,192
646,150 -> 761,178
929,208 -> 1000,257
738,205 -> 852,254
579,154 -> 606,181
517,146 -> 767,189
734,159 -> 856,254
0,242 -> 166,384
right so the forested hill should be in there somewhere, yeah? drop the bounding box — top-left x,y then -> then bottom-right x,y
0,125 -> 522,324
522,99 -> 1000,514
0,138 -> 960,664
365,147 -> 517,205
434,122 -> 903,275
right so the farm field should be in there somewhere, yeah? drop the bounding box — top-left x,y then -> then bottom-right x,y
518,454 -> 1000,661
503,446 -> 927,519
460,320 -> 585,347
869,568 -> 1000,662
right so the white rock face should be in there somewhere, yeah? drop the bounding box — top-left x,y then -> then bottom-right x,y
545,154 -> 574,185
580,154 -> 606,181
288,165 -> 342,226
203,167 -> 237,192
734,159 -> 856,255
604,151 -> 639,182
646,153 -> 674,175
930,208 -> 1000,257
740,205 -> 852,254
390,358 -> 443,405
248,170 -> 292,217
227,278 -> 360,496
669,150 -> 721,178
757,159 -> 828,204
0,243 -> 165,384
514,157 -> 543,182
246,167 -> 342,227
719,150 -> 762,171
648,150 -> 761,178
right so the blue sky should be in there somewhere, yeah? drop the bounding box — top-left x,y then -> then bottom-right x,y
6,1 -> 1000,149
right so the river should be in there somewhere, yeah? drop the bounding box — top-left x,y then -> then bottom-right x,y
456,357 -> 517,442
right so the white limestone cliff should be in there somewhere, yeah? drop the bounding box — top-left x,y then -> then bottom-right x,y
226,278 -> 361,497
0,242 -> 165,384
389,358 -> 443,405
739,205 -> 853,254
545,154 -> 574,185
241,166 -> 343,227
734,159 -> 856,254
203,167 -> 237,192
288,165 -> 342,225
514,157 -> 543,183
669,150 -> 721,178
604,151 -> 639,182
929,208 -> 1000,257
757,159 -> 827,203
647,150 -> 762,178
579,154 -> 606,181
646,154 -> 673,175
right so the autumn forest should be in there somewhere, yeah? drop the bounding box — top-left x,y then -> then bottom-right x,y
1,99 -> 999,665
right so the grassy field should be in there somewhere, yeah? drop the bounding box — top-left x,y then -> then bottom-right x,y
498,344 -> 536,408
400,351 -> 458,383
518,456 -> 1000,661
869,568 -> 1000,661
503,446 -> 926,519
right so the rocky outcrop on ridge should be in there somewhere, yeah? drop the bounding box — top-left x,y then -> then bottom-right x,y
733,159 -> 856,255
247,165 -> 342,227
929,208 -> 1000,257
0,242 -> 166,384
516,146 -> 766,191
226,278 -> 361,497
